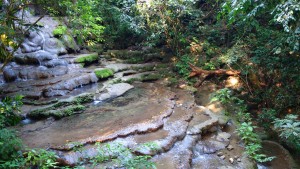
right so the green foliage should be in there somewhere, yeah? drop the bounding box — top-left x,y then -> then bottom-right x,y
97,0 -> 146,49
210,88 -> 233,104
89,142 -> 156,168
258,109 -> 278,130
58,0 -> 105,46
211,88 -> 274,162
245,143 -> 276,163
94,69 -> 114,79
236,122 -> 260,145
0,130 -> 58,169
0,95 -> 23,128
175,54 -> 194,77
273,114 -> 300,151
138,0 -> 200,54
220,0 -> 300,51
52,25 -> 67,37
24,149 -> 58,169
0,129 -> 23,161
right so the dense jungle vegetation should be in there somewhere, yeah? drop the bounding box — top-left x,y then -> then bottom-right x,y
0,0 -> 299,168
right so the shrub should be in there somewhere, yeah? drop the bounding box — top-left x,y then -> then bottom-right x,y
273,114 -> 300,151
0,129 -> 23,161
0,95 -> 23,128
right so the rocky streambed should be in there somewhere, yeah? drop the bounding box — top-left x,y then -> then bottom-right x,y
1,15 -> 298,169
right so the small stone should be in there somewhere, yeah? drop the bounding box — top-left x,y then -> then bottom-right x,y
237,158 -> 241,162
234,156 -> 239,159
229,158 -> 234,164
220,155 -> 226,160
217,152 -> 224,156
227,145 -> 234,151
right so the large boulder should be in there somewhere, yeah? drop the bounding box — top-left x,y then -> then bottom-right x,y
43,38 -> 67,55
14,50 -> 58,65
42,59 -> 68,68
21,31 -> 46,53
60,34 -> 80,52
3,68 -> 17,82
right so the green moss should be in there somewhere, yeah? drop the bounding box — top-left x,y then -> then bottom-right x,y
94,68 -> 114,79
52,25 -> 67,37
74,94 -> 94,103
132,65 -> 155,72
74,53 -> 99,65
141,74 -> 161,82
28,94 -> 93,119
61,34 -> 79,51
125,78 -> 139,84
29,105 -> 85,119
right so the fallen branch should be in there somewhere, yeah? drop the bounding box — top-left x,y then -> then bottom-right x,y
188,63 -> 241,87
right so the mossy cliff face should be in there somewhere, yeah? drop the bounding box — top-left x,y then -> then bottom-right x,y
94,68 -> 114,79
74,53 -> 99,66
28,94 -> 93,119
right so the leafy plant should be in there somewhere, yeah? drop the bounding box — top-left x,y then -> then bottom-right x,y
0,95 -> 23,128
175,54 -> 195,77
25,149 -> 58,169
273,114 -> 300,151
258,109 -> 278,130
58,0 -> 105,46
52,25 -> 67,37
89,142 -> 156,168
0,129 -> 23,161
212,88 -> 274,162
210,88 -> 234,104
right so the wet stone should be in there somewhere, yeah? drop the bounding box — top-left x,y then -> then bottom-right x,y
227,145 -> 234,151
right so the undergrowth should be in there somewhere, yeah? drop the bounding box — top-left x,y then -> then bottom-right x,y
211,88 -> 275,163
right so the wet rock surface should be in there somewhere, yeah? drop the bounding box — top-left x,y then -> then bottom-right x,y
1,15 -> 261,169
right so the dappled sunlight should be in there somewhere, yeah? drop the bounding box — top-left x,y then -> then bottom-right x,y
225,76 -> 242,89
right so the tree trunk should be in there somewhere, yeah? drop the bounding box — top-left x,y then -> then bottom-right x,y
189,63 -> 241,87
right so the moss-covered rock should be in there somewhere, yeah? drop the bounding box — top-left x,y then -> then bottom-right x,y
141,74 -> 161,82
28,94 -> 93,119
103,49 -> 164,63
29,105 -> 85,119
94,68 -> 114,79
60,34 -> 80,52
74,53 -> 99,66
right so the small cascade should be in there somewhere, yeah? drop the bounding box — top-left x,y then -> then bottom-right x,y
38,31 -> 46,51
21,114 -> 34,125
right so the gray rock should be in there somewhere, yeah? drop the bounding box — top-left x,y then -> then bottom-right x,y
227,144 -> 234,151
44,38 -> 67,55
43,59 -> 68,68
195,140 -> 228,154
94,83 -> 134,102
217,152 -> 224,156
15,50 -> 58,65
216,132 -> 231,142
44,73 -> 98,97
3,68 -> 17,82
